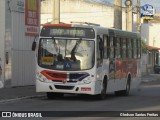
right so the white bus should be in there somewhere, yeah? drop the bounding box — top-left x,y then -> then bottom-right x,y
33,23 -> 141,99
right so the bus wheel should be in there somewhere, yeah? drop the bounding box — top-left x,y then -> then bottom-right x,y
97,80 -> 107,100
47,92 -> 64,99
115,78 -> 131,96
125,79 -> 131,95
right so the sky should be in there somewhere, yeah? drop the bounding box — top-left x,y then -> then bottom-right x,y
105,0 -> 160,13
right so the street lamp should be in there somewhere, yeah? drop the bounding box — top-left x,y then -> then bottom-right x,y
125,0 -> 132,6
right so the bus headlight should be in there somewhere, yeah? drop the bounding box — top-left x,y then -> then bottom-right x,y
37,76 -> 45,82
36,73 -> 47,82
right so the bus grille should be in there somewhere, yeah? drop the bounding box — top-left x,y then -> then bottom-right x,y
54,85 -> 74,90
52,80 -> 77,83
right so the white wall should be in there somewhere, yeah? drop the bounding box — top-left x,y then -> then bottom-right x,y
141,23 -> 160,48
0,0 -> 5,88
140,23 -> 160,74
41,0 -> 127,30
4,0 -> 36,87
11,12 -> 36,87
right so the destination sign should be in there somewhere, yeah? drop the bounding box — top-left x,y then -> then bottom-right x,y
40,27 -> 95,39
51,29 -> 85,37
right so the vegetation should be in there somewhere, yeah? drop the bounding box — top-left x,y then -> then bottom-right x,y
141,40 -> 148,54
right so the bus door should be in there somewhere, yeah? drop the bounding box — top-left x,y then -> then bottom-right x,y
96,35 -> 104,81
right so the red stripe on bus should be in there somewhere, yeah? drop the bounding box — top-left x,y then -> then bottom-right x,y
41,24 -> 72,27
40,70 -> 67,81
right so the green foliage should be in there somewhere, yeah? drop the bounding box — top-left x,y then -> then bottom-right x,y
141,40 -> 147,54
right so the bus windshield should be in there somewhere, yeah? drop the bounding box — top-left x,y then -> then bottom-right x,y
38,38 -> 95,71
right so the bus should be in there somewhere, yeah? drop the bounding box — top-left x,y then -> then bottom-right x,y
33,23 -> 141,99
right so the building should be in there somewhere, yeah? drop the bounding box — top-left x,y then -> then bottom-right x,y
41,0 -> 127,30
1,0 -> 159,89
140,14 -> 160,74
1,0 -> 127,88
0,0 -> 40,88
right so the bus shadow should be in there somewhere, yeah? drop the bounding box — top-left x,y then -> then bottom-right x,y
41,93 -> 132,102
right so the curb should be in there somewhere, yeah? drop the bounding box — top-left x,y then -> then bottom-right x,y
141,79 -> 158,83
0,95 -> 45,104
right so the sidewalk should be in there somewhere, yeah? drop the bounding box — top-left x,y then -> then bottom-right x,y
0,74 -> 160,102
141,73 -> 160,83
0,85 -> 45,102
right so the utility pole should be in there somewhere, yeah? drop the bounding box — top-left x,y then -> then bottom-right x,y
125,0 -> 133,31
52,0 -> 60,24
114,0 -> 122,29
136,0 -> 141,32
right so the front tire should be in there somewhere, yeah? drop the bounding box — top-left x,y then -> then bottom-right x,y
97,79 -> 107,100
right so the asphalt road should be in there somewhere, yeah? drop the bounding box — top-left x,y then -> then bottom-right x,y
0,79 -> 160,119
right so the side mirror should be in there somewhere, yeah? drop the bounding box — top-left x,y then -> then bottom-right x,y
32,41 -> 36,51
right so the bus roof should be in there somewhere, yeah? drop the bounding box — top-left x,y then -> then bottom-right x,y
41,24 -> 72,27
40,23 -> 140,38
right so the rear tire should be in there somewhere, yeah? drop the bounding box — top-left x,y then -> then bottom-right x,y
47,92 -> 64,99
115,78 -> 131,96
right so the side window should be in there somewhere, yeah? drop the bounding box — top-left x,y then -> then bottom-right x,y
103,35 -> 108,59
97,35 -> 103,60
137,39 -> 141,58
97,36 -> 101,60
115,37 -> 121,58
131,39 -> 134,58
109,36 -> 115,59
121,38 -> 126,58
127,38 -> 132,58
133,39 -> 137,58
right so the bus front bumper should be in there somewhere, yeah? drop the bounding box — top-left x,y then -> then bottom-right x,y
36,79 -> 101,95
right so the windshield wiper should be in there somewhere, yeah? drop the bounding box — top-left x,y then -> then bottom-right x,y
70,38 -> 82,62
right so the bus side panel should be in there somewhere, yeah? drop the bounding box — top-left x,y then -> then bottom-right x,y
130,59 -> 141,90
114,59 -> 139,91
